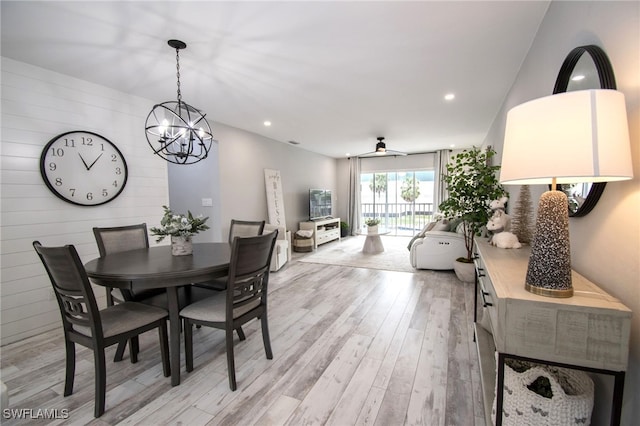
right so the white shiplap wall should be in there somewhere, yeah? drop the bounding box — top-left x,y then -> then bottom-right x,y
0,58 -> 170,345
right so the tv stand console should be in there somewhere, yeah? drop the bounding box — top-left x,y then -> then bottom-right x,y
299,217 -> 341,249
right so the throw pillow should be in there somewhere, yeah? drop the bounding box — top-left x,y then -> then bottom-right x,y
431,220 -> 450,232
447,218 -> 463,232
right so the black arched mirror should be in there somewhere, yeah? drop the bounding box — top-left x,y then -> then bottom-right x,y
552,45 -> 616,217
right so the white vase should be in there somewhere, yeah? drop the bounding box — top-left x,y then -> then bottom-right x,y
171,235 -> 193,256
367,225 -> 378,234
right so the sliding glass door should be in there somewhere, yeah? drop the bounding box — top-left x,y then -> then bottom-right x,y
360,170 -> 435,236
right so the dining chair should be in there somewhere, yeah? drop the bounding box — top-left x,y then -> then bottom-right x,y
93,223 -> 156,306
93,223 -> 166,362
194,219 -> 266,291
180,230 -> 278,390
33,241 -> 170,418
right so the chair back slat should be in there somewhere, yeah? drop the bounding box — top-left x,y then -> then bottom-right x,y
33,241 -> 102,337
93,223 -> 149,257
227,231 -> 278,315
228,220 -> 265,245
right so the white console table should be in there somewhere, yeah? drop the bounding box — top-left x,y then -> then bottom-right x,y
473,239 -> 631,426
299,217 -> 341,250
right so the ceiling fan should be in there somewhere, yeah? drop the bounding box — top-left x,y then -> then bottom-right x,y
357,137 -> 407,157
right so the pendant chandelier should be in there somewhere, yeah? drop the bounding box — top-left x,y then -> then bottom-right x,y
145,40 -> 214,165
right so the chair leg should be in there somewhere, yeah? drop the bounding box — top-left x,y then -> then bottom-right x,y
105,287 -> 114,306
158,321 -> 170,378
63,339 -> 76,396
184,320 -> 194,373
93,348 -> 107,417
225,328 -> 237,391
261,315 -> 273,360
129,337 -> 139,364
113,341 -> 127,362
236,326 -> 246,341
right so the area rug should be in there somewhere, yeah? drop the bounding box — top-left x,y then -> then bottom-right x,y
298,235 -> 415,273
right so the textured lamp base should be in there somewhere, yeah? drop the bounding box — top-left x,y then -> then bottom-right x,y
525,190 -> 573,298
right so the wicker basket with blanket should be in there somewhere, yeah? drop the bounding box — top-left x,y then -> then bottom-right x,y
293,230 -> 314,252
492,359 -> 594,426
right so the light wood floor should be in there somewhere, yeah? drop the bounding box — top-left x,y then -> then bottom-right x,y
1,245 -> 484,425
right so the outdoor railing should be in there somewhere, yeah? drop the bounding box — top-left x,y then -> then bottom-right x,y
361,202 -> 435,236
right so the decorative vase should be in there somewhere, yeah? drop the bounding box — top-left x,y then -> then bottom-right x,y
453,259 -> 475,282
171,235 -> 193,256
367,225 -> 378,234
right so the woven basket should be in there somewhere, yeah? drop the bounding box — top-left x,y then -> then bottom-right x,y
492,359 -> 594,426
293,235 -> 314,252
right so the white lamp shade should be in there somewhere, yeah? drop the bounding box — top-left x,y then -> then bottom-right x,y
500,89 -> 632,185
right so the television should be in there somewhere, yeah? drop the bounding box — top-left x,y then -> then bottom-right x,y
309,189 -> 332,220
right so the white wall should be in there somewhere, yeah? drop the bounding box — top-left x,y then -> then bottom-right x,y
0,58 -> 171,345
168,121 -> 338,241
484,2 -> 640,423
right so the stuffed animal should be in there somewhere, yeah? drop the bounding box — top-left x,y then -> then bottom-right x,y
487,210 -> 509,244
487,215 -> 521,249
489,196 -> 511,231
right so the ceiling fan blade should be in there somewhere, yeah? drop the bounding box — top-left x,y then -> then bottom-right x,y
357,150 -> 407,158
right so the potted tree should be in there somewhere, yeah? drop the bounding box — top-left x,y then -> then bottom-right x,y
438,146 -> 506,282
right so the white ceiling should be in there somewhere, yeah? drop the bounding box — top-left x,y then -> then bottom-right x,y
1,1 -> 550,158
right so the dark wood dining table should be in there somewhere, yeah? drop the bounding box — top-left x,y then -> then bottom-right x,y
84,242 -> 231,386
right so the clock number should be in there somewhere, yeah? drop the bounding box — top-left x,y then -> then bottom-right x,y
50,147 -> 64,157
102,189 -> 108,197
86,192 -> 93,201
63,138 -> 75,148
55,178 -> 62,186
112,180 -> 119,188
69,189 -> 76,197
111,154 -> 118,162
82,137 -> 93,146
48,162 -> 56,171
115,167 -> 122,175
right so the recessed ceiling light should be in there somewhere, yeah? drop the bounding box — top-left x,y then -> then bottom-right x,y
288,140 -> 300,145
450,144 -> 455,148
345,153 -> 350,157
571,75 -> 585,81
444,93 -> 455,101
264,121 -> 271,127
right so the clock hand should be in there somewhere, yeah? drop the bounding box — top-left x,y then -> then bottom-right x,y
78,153 -> 91,171
87,153 -> 104,170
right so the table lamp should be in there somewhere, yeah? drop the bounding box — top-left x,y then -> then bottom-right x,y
500,89 -> 632,297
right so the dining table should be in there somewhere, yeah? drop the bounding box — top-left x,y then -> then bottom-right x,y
84,242 -> 231,386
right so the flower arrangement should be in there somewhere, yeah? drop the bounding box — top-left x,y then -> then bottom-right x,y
149,205 -> 210,242
365,217 -> 381,227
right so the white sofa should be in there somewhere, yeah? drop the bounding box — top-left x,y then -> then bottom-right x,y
264,224 -> 291,272
409,219 -> 468,270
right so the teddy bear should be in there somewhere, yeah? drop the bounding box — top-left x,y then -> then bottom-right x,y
487,196 -> 512,245
489,196 -> 511,231
486,215 -> 521,249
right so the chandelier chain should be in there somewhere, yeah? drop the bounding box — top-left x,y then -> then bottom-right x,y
175,48 -> 182,103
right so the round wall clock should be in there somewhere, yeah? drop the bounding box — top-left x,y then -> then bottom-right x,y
40,130 -> 128,206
